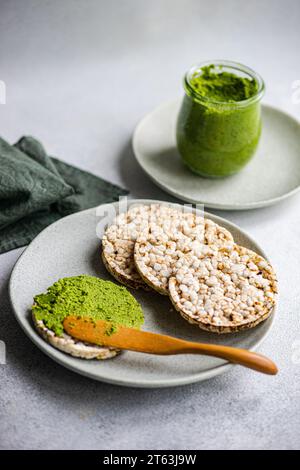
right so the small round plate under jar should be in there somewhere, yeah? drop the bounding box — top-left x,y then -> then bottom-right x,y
133,99 -> 300,210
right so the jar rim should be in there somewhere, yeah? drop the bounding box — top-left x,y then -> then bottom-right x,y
184,60 -> 265,108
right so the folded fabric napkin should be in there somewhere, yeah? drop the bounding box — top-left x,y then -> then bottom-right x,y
0,136 -> 128,254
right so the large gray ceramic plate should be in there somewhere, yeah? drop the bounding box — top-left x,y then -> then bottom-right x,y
9,200 -> 276,387
133,100 -> 300,210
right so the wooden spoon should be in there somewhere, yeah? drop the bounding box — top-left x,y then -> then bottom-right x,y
63,316 -> 278,375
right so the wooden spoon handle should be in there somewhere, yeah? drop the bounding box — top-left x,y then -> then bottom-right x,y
175,341 -> 278,375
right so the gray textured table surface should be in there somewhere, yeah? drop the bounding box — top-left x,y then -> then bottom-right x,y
0,0 -> 300,450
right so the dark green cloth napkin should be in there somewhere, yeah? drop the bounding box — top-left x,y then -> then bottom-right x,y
0,136 -> 128,253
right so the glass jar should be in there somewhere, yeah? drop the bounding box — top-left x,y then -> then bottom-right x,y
176,60 -> 265,178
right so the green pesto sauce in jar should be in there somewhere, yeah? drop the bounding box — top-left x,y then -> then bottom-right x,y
176,64 -> 263,178
32,275 -> 144,337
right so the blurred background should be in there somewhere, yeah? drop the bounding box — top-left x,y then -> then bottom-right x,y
0,0 -> 299,190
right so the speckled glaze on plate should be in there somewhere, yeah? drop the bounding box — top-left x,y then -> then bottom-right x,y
133,100 -> 300,210
9,200 -> 276,388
